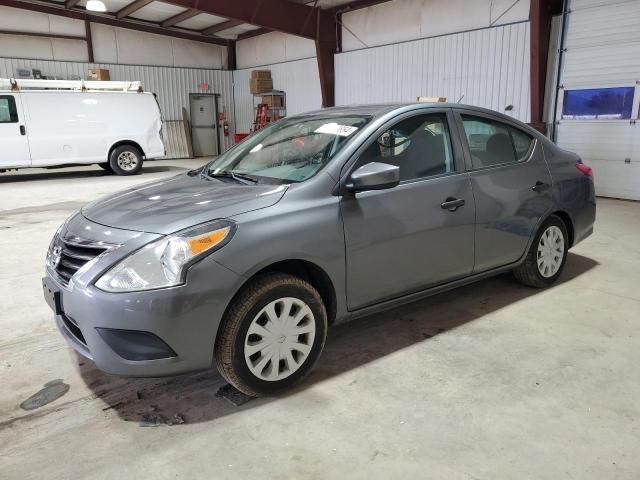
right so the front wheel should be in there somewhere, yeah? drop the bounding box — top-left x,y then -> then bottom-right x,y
513,215 -> 569,288
215,273 -> 328,397
109,145 -> 143,176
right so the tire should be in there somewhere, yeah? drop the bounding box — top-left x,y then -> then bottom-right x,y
513,214 -> 569,288
108,145 -> 143,176
215,273 -> 328,397
98,163 -> 113,172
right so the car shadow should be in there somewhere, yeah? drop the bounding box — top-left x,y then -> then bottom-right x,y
76,252 -> 598,426
0,164 -> 190,184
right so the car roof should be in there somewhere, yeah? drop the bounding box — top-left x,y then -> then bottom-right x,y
296,102 -> 534,132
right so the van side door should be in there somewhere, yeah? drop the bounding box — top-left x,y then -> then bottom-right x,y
452,109 -> 553,273
0,94 -> 31,168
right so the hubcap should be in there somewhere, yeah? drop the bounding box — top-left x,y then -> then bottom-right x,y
244,297 -> 316,382
116,151 -> 138,171
537,225 -> 564,278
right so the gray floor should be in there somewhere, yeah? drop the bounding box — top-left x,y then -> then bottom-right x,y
1,159 -> 639,479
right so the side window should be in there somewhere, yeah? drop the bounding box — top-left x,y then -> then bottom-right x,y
462,116 -> 515,168
0,96 -> 18,124
461,115 -> 530,168
356,113 -> 454,182
510,127 -> 534,160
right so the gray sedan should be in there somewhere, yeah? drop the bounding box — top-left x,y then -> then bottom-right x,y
43,103 -> 596,396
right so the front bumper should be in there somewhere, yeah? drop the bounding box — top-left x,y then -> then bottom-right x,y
46,214 -> 244,377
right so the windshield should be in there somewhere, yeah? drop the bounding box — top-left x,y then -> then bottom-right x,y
206,115 -> 371,184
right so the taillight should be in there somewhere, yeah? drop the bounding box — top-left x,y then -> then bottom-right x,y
576,160 -> 593,179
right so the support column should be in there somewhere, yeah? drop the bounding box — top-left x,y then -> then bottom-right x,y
315,10 -> 337,107
529,0 -> 562,133
85,20 -> 94,63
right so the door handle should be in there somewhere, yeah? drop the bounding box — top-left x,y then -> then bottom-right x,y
19,125 -> 26,136
532,181 -> 550,192
441,197 -> 465,212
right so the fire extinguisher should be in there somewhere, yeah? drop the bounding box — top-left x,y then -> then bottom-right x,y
223,120 -> 229,137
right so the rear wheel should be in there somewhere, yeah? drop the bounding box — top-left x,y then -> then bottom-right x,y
513,215 -> 569,288
109,145 -> 143,176
215,273 -> 328,397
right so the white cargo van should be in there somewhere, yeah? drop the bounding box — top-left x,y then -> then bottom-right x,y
0,78 -> 165,175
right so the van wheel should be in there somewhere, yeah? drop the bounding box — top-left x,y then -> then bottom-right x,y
215,273 -> 328,397
513,215 -> 569,288
98,163 -> 113,172
109,145 -> 143,176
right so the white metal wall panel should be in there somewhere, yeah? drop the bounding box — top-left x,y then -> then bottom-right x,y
335,22 -> 531,122
0,57 -> 235,157
341,0 -> 531,52
555,0 -> 640,200
233,58 -> 322,132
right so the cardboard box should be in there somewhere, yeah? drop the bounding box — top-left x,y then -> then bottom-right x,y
250,78 -> 273,94
416,96 -> 446,103
261,95 -> 284,107
251,70 -> 271,80
88,68 -> 110,81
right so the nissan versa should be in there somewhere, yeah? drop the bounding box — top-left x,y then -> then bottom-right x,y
43,104 -> 596,396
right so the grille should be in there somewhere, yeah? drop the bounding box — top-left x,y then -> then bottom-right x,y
61,314 -> 86,345
54,239 -> 107,284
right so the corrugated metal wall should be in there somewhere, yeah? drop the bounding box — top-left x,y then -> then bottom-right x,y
335,21 -> 531,123
233,58 -> 322,133
0,57 -> 235,157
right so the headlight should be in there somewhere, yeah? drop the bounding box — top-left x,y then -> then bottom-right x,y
95,219 -> 236,292
46,224 -> 64,269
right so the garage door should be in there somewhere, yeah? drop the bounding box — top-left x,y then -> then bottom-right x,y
555,0 -> 640,200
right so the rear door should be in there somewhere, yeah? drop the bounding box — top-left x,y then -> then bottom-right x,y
453,109 -> 553,273
341,109 -> 475,310
0,93 -> 30,168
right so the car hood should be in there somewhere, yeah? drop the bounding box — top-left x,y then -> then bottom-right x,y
82,173 -> 288,235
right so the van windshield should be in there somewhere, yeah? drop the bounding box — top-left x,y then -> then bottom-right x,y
205,115 -> 371,184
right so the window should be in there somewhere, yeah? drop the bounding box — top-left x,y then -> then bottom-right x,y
562,87 -> 634,120
510,127 -> 534,160
356,114 -> 454,182
0,96 -> 18,123
207,115 -> 371,184
461,115 -> 534,168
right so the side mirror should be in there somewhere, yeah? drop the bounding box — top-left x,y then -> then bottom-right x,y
347,162 -> 400,193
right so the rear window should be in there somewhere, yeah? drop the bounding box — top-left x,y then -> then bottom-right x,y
562,87 -> 634,120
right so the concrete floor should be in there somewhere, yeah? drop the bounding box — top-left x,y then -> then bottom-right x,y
1,159 -> 639,479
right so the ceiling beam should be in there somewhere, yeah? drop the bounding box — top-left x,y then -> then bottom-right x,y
164,0 -> 333,41
202,19 -> 243,36
161,8 -> 199,27
0,0 -> 229,46
332,0 -> 393,13
0,28 -> 85,40
236,27 -> 272,41
64,0 -> 81,8
116,0 -> 154,19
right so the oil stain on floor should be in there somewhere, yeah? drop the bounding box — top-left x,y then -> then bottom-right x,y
20,380 -> 70,411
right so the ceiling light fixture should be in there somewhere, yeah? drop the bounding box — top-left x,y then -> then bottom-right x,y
86,0 -> 107,12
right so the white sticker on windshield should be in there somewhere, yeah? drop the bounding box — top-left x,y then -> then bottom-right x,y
314,123 -> 359,137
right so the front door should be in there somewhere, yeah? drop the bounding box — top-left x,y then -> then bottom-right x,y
341,110 -> 475,310
190,94 -> 219,157
0,94 -> 30,168
454,111 -> 553,273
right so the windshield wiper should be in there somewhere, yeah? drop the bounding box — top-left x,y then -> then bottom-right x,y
205,170 -> 259,184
